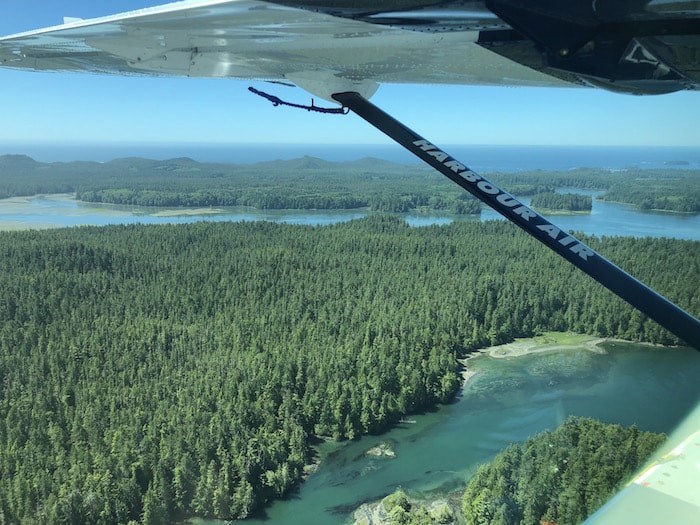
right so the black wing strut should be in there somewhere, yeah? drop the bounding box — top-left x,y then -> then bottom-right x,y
333,91 -> 700,350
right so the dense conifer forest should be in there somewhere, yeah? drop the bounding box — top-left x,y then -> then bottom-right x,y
600,180 -> 700,212
461,417 -> 665,525
0,219 -> 697,523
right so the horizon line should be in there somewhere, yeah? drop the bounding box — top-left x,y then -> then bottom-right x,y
1,141 -> 699,148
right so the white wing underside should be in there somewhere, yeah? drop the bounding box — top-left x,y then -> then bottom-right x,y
0,0 -> 565,100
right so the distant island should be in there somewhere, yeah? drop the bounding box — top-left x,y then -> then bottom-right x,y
1,154 -> 698,214
530,192 -> 592,214
0,154 -> 480,215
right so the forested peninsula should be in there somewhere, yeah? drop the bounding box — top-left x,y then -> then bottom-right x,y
1,154 -> 699,213
1,218 -> 697,524
361,417 -> 664,525
462,417 -> 665,525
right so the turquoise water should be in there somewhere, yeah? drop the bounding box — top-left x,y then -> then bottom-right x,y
212,343 -> 699,525
0,195 -> 367,229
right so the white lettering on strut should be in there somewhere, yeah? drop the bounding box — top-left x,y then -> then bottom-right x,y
410,140 -> 595,262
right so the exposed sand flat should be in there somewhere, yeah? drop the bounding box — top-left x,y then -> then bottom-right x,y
0,193 -> 75,205
470,332 -> 614,360
458,333 -> 612,387
151,208 -> 225,217
482,337 -> 608,359
0,221 -> 59,231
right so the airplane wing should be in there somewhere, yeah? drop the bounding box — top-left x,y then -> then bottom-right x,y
584,402 -> 700,525
1,0 -> 699,101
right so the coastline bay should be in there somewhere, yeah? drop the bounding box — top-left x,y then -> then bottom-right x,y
215,338 -> 700,525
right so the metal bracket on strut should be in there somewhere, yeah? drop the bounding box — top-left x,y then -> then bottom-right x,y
249,86 -> 349,114
332,91 -> 700,350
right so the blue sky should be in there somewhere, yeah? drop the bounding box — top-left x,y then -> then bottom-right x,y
1,0 -> 699,152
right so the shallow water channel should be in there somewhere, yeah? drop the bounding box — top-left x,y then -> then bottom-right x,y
1,193 -> 700,240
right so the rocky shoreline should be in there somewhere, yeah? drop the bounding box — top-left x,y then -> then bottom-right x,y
352,490 -> 458,525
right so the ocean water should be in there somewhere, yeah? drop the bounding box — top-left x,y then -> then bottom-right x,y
2,143 -> 700,172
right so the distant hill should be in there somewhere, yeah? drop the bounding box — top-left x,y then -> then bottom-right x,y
0,154 -> 413,176
0,154 -> 40,172
342,156 -> 409,171
247,155 -> 405,172
104,157 -> 205,172
253,155 -> 336,171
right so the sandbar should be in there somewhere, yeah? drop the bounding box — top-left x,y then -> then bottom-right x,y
458,332 -> 611,387
478,334 -> 607,360
151,208 -> 225,217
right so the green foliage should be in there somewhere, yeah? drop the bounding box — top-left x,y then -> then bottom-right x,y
530,192 -> 592,212
3,154 -> 699,214
461,417 -> 665,525
0,155 -> 480,214
378,491 -> 456,525
380,491 -> 454,525
382,490 -> 411,513
489,167 -> 700,213
599,170 -> 700,213
0,219 -> 695,523
431,503 -> 454,524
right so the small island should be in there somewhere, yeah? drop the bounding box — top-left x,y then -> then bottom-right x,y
461,417 -> 664,525
530,192 -> 592,214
